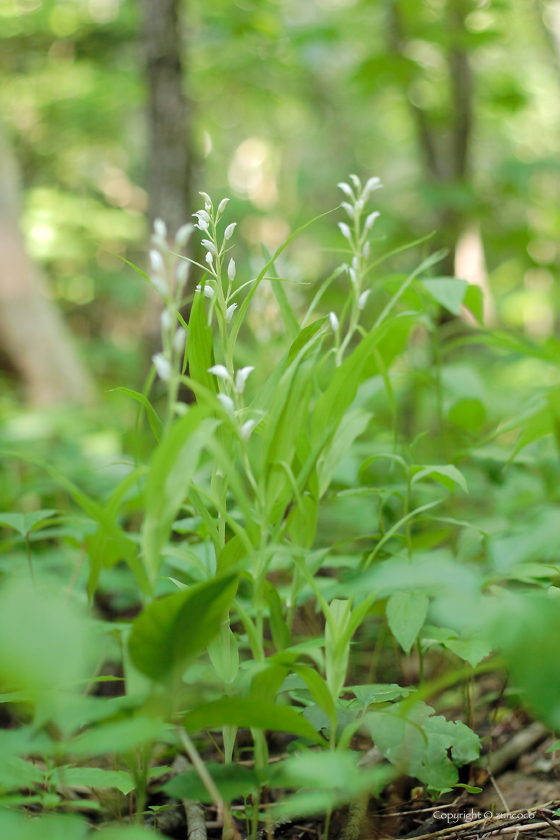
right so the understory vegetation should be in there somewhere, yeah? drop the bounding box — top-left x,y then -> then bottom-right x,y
2,176 -> 560,839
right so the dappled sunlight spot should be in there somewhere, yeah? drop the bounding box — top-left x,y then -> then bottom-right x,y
29,221 -> 54,246
49,4 -> 79,37
247,282 -> 283,343
523,299 -> 554,339
524,268 -> 554,292
228,137 -> 278,209
16,0 -> 41,11
315,0 -> 359,9
527,239 -> 557,265
88,0 -> 121,24
519,269 -> 555,337
240,214 -> 290,251
55,275 -> 95,306
81,430 -> 121,463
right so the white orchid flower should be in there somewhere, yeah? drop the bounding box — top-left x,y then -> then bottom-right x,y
217,394 -> 235,413
235,366 -> 254,394
152,353 -> 172,382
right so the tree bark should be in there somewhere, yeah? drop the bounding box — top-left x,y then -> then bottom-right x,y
143,0 -> 192,237
0,119 -> 96,406
390,0 -> 474,276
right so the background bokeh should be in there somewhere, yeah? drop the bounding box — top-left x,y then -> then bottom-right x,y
2,0 -> 560,397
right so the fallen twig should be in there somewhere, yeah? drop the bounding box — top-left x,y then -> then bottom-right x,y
184,799 -> 207,840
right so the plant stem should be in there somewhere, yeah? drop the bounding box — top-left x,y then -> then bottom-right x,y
177,727 -> 238,840
25,532 -> 35,587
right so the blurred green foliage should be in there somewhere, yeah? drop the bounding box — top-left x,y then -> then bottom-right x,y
2,0 -> 560,396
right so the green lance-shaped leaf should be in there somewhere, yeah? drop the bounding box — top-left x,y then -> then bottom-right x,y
386,591 -> 430,654
128,573 -> 237,682
1,451 -> 150,596
318,408 -> 372,498
262,351 -> 318,512
311,315 -> 401,446
182,695 -> 319,740
187,286 -> 217,399
141,407 -> 218,583
264,581 -> 291,652
410,465 -> 468,494
110,387 -> 163,441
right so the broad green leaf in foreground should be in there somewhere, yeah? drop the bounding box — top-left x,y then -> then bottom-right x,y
0,812 -> 88,840
350,684 -> 415,707
368,701 -> 480,793
129,573 -> 237,682
270,751 -> 395,817
54,766 -> 135,795
164,762 -> 259,803
0,579 -> 97,695
182,695 -> 319,739
68,716 -> 166,756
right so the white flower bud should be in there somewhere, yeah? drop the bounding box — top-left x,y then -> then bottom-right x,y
161,309 -> 173,331
329,311 -> 339,331
205,251 -> 214,266
149,249 -> 164,273
208,364 -> 231,382
151,274 -> 168,298
338,222 -> 352,240
196,284 -> 215,298
175,223 -> 193,248
235,366 -> 254,394
224,222 -> 237,240
199,192 -> 213,207
173,327 -> 187,353
355,198 -> 364,213
352,255 -> 359,271
195,219 -> 209,232
337,182 -> 353,197
201,239 -> 217,255
358,290 -> 371,310
152,353 -> 172,382
363,241 -> 371,259
363,176 -> 382,199
240,419 -> 257,441
217,197 -> 230,215
228,259 -> 236,282
365,211 -> 380,230
176,260 -> 189,286
217,394 -> 235,413
349,268 -> 358,288
341,202 -> 355,219
349,173 -> 361,190
154,218 -> 167,239
193,210 -> 211,223
226,303 -> 238,322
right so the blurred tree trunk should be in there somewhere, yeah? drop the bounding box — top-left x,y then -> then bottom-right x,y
391,0 -> 474,276
0,119 -> 96,406
143,0 -> 193,237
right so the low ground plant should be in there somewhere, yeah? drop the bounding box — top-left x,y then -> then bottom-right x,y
1,175 -> 560,838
